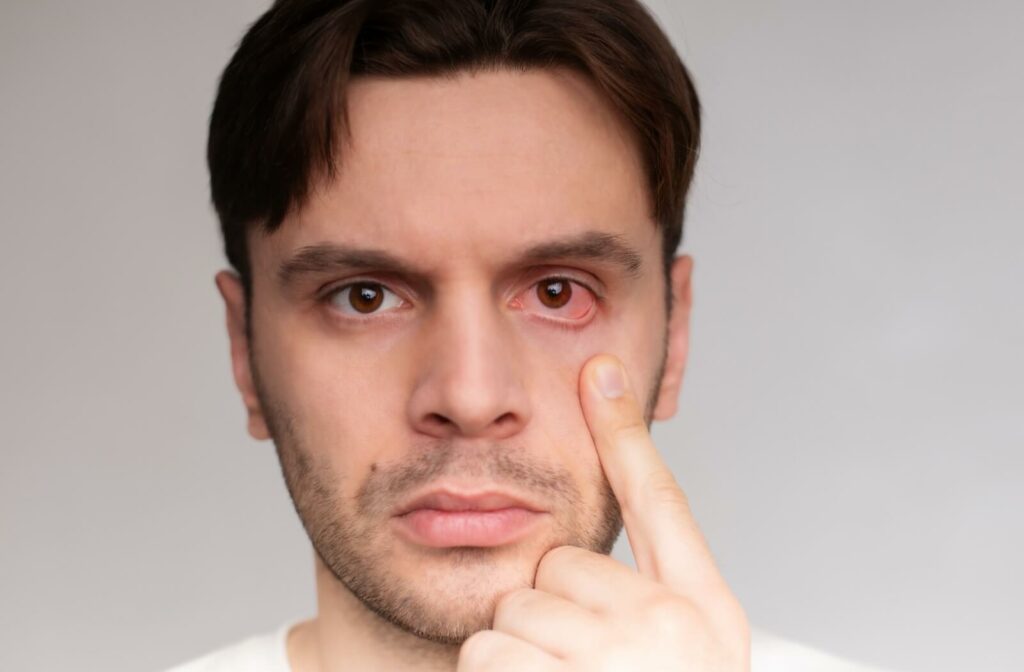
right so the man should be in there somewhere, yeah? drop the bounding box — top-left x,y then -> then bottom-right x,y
172,0 -> 889,670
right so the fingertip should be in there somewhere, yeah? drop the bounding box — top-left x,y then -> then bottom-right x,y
581,353 -> 622,398
594,359 -> 625,399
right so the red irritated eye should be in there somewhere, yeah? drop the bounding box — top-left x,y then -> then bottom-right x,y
514,277 -> 598,322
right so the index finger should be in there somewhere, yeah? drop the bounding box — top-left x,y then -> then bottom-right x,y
579,353 -> 725,597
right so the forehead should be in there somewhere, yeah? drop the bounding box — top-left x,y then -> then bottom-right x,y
255,67 -> 656,275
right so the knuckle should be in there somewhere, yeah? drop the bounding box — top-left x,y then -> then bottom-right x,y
638,470 -> 691,521
492,587 -> 534,626
643,594 -> 700,638
612,419 -> 649,445
536,544 -> 585,594
534,544 -> 605,591
716,593 -> 751,643
535,544 -> 580,583
643,469 -> 687,504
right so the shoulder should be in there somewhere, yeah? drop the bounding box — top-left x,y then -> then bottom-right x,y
751,627 -> 895,672
164,621 -> 295,672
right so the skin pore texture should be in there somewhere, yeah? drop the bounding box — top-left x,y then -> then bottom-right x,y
215,67 -> 694,672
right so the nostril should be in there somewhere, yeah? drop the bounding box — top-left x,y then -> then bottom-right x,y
428,413 -> 453,427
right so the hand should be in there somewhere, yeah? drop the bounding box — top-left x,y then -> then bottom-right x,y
457,354 -> 750,671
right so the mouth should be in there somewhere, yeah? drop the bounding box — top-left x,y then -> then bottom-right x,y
391,487 -> 548,548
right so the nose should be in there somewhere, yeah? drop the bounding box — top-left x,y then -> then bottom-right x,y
407,284 -> 531,441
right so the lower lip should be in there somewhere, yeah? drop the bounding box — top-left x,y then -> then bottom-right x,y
393,507 -> 545,548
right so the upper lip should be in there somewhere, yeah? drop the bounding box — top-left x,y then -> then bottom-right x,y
394,487 -> 546,516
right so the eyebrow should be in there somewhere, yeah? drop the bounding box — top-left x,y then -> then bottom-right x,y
276,229 -> 645,288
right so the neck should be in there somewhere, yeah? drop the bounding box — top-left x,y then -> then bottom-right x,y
288,553 -> 462,672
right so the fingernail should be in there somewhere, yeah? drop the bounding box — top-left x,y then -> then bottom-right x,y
595,361 -> 625,399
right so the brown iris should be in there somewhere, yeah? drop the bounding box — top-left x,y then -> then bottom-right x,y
348,283 -> 384,313
537,278 -> 572,309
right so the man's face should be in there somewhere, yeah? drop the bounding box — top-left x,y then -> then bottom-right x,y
222,68 -> 686,645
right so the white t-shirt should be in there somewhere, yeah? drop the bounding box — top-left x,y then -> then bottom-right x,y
166,619 -> 892,671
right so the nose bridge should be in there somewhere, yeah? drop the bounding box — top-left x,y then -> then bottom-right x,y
409,280 -> 529,438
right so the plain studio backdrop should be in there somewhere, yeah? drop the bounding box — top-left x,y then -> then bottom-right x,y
1,1 -> 1021,670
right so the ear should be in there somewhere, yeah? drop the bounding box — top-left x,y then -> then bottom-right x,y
651,254 -> 693,421
214,270 -> 271,441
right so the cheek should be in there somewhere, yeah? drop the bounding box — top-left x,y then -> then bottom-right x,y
523,312 -> 659,481
523,315 -> 642,422
530,359 -> 603,475
265,335 -> 401,469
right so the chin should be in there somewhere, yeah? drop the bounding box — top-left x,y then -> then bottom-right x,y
353,545 -> 537,646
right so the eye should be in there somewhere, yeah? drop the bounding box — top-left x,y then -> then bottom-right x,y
326,281 -> 404,316
518,277 -> 598,322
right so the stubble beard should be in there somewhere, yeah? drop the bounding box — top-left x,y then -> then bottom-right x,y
248,338 -> 665,646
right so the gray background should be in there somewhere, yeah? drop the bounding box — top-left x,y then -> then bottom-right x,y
1,1 -> 1021,671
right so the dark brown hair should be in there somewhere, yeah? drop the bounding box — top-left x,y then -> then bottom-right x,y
208,0 -> 701,323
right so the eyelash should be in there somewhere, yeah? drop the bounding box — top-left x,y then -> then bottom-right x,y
320,275 -> 602,327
